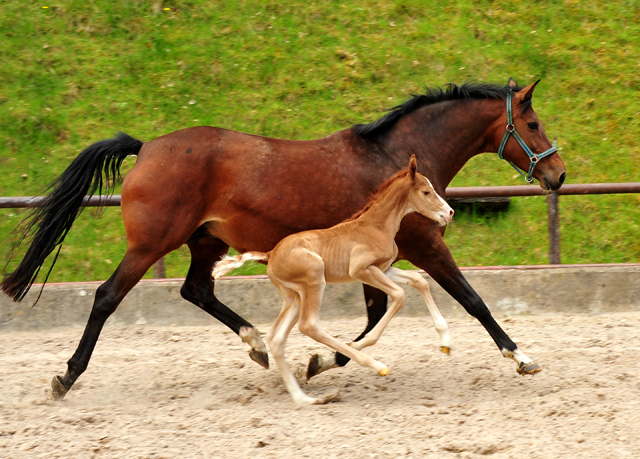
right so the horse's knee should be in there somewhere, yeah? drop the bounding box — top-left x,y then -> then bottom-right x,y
388,288 -> 405,308
465,298 -> 492,320
268,335 -> 285,355
89,283 -> 119,321
434,317 -> 449,333
298,320 -> 319,339
415,276 -> 431,292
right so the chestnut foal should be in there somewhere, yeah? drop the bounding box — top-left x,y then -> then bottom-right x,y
212,156 -> 454,405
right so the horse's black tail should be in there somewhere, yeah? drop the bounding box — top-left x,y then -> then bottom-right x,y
1,132 -> 144,302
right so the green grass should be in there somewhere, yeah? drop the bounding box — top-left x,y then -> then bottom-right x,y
1,0 -> 639,282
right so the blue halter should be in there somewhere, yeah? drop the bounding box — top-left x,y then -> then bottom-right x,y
497,91 -> 558,183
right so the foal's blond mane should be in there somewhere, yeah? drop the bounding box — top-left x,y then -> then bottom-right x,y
345,168 -> 412,222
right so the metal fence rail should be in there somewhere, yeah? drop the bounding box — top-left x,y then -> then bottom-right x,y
2,182 -> 639,276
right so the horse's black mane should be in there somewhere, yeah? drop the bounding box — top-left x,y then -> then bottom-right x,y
352,82 -> 523,138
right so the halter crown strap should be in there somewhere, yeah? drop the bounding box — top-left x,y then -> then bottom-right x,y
497,92 -> 558,183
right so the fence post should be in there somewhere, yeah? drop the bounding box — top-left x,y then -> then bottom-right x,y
152,257 -> 166,279
547,191 -> 561,264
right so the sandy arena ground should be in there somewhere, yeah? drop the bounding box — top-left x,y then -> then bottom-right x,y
1,312 -> 639,458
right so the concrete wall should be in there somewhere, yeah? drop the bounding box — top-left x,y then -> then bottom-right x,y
1,265 -> 639,331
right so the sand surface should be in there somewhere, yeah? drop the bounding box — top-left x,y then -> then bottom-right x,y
1,312 -> 639,458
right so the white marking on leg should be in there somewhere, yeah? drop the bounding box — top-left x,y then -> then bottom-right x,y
239,326 -> 267,354
501,347 -> 533,365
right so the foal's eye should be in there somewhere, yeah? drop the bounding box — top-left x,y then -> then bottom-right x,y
423,191 -> 430,196
527,122 -> 539,130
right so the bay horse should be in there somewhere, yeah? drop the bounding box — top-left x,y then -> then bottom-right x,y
1,78 -> 565,400
212,156 -> 454,404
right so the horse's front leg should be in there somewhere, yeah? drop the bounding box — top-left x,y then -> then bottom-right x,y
396,218 -> 541,375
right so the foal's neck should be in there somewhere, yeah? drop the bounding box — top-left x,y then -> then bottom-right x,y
356,178 -> 412,236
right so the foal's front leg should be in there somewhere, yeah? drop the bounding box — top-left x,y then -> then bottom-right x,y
384,267 -> 452,354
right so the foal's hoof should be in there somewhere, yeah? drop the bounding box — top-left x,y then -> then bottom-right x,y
440,346 -> 451,355
249,349 -> 269,369
517,362 -> 542,376
312,388 -> 341,405
307,354 -> 322,380
51,376 -> 69,401
378,367 -> 391,376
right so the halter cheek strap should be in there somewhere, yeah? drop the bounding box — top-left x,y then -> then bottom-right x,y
497,92 -> 558,183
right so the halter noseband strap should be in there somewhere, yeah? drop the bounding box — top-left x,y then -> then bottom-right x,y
497,91 -> 558,183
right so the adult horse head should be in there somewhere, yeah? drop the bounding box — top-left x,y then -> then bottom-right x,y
494,78 -> 565,190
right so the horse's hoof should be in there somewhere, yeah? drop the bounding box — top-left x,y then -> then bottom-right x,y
249,349 -> 269,369
51,376 -> 68,401
517,362 -> 542,376
312,388 -> 341,405
307,354 -> 321,380
378,367 -> 391,376
440,346 -> 451,355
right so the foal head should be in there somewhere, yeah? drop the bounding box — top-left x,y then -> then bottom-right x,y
405,155 -> 454,226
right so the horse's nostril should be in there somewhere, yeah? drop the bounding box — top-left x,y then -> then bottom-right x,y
449,209 -> 455,217
559,172 -> 566,186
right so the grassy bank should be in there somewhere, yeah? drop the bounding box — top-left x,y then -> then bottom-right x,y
1,0 -> 639,282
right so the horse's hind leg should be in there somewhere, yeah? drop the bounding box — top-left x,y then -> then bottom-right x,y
51,247 -> 162,400
180,236 -> 268,368
385,267 -> 451,353
307,284 -> 386,379
297,283 -> 390,377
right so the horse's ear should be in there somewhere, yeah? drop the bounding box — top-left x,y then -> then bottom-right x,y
409,154 -> 417,179
507,77 -> 518,88
517,79 -> 541,102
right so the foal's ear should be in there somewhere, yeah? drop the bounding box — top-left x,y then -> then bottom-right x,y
507,77 -> 518,88
409,154 -> 417,179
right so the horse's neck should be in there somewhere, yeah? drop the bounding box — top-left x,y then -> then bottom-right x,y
356,180 -> 410,236
385,99 -> 502,192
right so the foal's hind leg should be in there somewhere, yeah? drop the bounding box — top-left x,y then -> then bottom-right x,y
347,266 -> 407,353
297,284 -> 390,376
268,285 -> 341,405
307,284 -> 387,379
385,267 -> 451,353
51,247 -> 163,400
180,236 -> 268,368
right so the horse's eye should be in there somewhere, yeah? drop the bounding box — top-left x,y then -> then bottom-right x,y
527,122 -> 539,130
424,191 -> 430,196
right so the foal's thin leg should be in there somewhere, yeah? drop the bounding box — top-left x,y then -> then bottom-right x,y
267,297 -> 311,404
51,247 -> 162,400
348,266 -> 407,352
385,267 -> 451,353
308,284 -> 387,379
180,236 -> 268,368
297,285 -> 390,376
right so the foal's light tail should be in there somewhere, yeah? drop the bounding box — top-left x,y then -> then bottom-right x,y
212,252 -> 270,280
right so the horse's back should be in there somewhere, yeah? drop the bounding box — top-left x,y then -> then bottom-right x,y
119,125 -> 391,253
